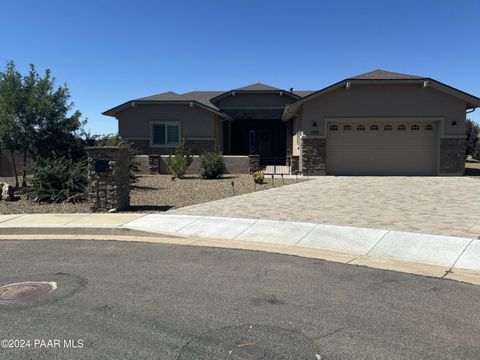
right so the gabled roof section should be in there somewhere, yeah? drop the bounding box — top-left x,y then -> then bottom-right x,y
283,69 -> 480,120
136,91 -> 188,101
351,69 -> 423,80
103,90 -> 230,119
234,82 -> 282,91
210,82 -> 300,103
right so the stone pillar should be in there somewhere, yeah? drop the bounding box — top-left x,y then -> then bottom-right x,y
149,155 -> 160,174
288,155 -> 300,174
248,154 -> 260,173
440,138 -> 465,176
301,137 -> 326,175
86,146 -> 130,212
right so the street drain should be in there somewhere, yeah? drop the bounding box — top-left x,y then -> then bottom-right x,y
177,324 -> 320,360
0,281 -> 57,304
230,343 -> 266,359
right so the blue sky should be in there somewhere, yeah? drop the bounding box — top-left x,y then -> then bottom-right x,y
1,0 -> 479,135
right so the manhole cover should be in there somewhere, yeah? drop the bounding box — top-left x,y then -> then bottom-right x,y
178,324 -> 321,360
0,281 -> 57,304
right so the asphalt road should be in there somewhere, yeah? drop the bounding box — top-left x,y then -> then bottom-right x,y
0,239 -> 479,360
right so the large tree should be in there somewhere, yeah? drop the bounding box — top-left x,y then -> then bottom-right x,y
0,61 -> 85,187
466,118 -> 479,157
0,61 -> 23,187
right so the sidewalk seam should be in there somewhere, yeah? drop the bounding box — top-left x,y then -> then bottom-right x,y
443,238 -> 475,277
294,224 -> 320,246
232,220 -> 259,240
365,230 -> 390,256
0,214 -> 26,224
62,214 -> 92,226
120,213 -> 151,227
174,216 -> 203,234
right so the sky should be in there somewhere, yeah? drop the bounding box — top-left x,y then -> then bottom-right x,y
1,0 -> 479,135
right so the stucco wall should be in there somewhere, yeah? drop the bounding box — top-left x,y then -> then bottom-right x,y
116,103 -> 220,140
299,83 -> 466,137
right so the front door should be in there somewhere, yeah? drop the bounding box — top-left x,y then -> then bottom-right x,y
258,129 -> 272,163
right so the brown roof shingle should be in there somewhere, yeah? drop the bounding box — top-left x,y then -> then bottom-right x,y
351,69 -> 424,80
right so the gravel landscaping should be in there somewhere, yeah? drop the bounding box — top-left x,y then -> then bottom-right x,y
0,174 -> 304,214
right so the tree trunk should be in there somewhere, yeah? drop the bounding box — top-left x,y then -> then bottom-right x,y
9,150 -> 19,189
21,149 -> 27,188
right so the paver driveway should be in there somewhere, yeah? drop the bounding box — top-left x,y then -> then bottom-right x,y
172,177 -> 480,238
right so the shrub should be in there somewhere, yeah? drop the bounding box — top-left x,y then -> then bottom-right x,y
252,171 -> 265,184
28,157 -> 88,203
199,152 -> 226,179
166,138 -> 193,179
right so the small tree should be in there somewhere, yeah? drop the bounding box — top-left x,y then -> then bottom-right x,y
466,119 -> 479,157
165,138 -> 193,179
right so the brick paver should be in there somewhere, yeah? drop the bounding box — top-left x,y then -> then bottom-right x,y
172,177 -> 480,238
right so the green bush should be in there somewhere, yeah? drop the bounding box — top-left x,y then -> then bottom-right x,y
166,139 -> 193,179
252,171 -> 265,184
199,152 -> 226,179
28,157 -> 88,203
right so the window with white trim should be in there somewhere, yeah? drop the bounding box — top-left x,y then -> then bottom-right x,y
397,124 -> 406,131
343,125 -> 352,131
411,124 -> 420,131
329,124 -> 338,131
425,124 -> 433,131
370,124 -> 379,131
384,125 -> 392,131
357,125 -> 365,131
151,121 -> 180,146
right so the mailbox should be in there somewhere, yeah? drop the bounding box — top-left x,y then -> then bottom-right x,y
95,159 -> 109,174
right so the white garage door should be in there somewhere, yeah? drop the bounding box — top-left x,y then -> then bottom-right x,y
326,122 -> 438,175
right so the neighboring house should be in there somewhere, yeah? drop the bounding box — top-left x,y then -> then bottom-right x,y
103,69 -> 480,176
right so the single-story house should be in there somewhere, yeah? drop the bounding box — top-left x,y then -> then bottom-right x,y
103,69 -> 480,176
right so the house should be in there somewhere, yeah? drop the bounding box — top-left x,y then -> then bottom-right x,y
103,69 -> 480,176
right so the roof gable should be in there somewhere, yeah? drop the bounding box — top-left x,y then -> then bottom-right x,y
234,82 -> 282,91
351,69 -> 423,80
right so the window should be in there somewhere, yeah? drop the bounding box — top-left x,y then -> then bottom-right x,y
329,124 -> 338,131
343,125 -> 352,131
397,125 -> 406,131
357,125 -> 365,131
411,124 -> 420,131
425,124 -> 433,131
151,121 -> 180,146
370,125 -> 379,131
384,125 -> 392,131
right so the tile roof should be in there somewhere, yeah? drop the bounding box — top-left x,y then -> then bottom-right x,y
351,69 -> 423,80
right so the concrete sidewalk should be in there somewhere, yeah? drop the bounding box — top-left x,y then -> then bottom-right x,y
0,213 -> 479,285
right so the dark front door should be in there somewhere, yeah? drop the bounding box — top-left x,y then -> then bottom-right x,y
258,129 -> 272,161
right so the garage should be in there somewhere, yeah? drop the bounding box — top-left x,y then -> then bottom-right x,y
326,121 -> 438,175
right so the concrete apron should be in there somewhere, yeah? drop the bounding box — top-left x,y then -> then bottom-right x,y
122,214 -> 480,285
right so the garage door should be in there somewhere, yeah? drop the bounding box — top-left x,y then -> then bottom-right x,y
326,122 -> 438,175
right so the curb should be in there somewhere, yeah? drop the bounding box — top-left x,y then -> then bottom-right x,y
0,230 -> 478,286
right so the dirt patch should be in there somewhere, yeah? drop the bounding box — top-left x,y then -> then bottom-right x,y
0,174 -> 304,214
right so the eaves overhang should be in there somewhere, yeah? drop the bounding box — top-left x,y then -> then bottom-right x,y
282,78 -> 480,121
210,89 -> 301,104
102,100 -> 233,121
